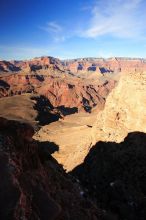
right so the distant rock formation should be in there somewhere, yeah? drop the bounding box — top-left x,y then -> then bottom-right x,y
0,56 -> 116,113
1,56 -> 146,74
63,57 -> 146,74
4,55 -> 145,114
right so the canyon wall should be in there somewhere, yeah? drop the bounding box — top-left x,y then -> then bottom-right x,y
92,71 -> 146,143
1,56 -> 146,74
0,56 -> 118,113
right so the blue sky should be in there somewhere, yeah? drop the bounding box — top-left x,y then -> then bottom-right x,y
0,0 -> 146,60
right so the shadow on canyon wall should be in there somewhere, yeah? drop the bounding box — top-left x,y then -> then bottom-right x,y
0,80 -> 10,88
32,95 -> 78,126
31,95 -> 60,125
71,131 -> 146,220
38,141 -> 59,163
57,105 -> 78,116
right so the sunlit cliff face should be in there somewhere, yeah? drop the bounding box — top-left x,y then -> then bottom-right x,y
92,71 -> 146,143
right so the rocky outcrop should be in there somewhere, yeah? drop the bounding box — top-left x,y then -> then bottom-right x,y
71,131 -> 146,220
92,72 -> 146,143
0,117 -> 100,220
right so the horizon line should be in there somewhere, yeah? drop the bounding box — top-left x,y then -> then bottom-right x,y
1,55 -> 146,62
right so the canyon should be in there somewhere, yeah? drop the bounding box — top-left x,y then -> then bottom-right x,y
0,56 -> 146,220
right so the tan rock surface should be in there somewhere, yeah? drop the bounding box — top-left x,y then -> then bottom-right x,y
34,112 -> 96,171
92,72 -> 146,143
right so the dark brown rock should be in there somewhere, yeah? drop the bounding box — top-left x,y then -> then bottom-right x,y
0,117 -> 100,220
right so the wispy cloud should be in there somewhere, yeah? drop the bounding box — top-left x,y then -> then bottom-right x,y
40,21 -> 67,42
41,21 -> 62,33
80,0 -> 145,39
41,1 -> 145,42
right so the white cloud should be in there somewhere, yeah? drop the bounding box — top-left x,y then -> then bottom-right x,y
40,21 -> 68,42
80,0 -> 145,39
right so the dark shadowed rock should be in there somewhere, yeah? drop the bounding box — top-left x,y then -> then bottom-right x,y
71,132 -> 146,220
0,117 -> 101,220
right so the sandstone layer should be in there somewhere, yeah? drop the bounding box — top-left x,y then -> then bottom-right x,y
92,72 -> 146,143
